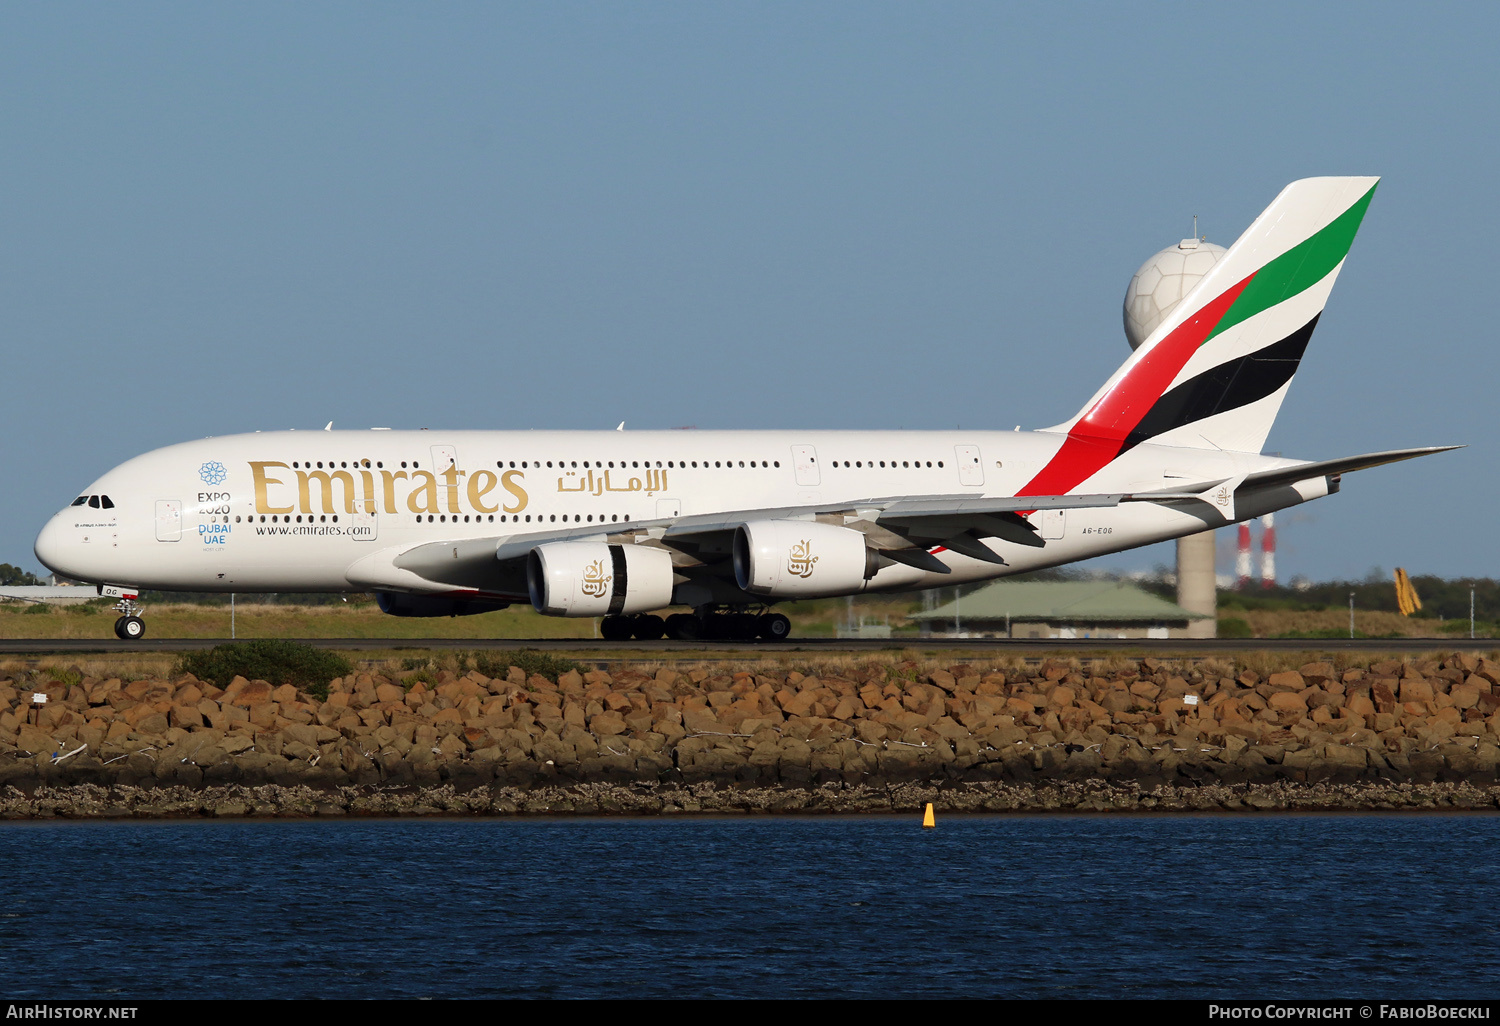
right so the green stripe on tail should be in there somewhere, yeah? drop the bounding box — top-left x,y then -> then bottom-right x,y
1206,181 -> 1378,344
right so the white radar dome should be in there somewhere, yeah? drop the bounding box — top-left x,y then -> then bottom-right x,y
1123,237 -> 1228,350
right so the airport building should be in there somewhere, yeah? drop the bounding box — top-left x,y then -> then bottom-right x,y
911,579 -> 1212,640
0,580 -> 97,606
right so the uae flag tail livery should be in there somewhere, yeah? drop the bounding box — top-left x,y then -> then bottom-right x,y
1024,177 -> 1380,498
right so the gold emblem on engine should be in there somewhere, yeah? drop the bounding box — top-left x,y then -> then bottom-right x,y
787,540 -> 818,579
581,560 -> 612,598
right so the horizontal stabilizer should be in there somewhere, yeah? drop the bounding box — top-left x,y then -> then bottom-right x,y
1125,446 -> 1462,516
1238,446 -> 1462,490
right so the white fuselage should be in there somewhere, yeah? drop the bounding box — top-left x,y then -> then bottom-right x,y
33,428 -> 1328,605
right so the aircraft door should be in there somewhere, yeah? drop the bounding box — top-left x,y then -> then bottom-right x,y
430,445 -> 457,472
155,500 -> 182,542
656,499 -> 681,519
1040,510 -> 1066,540
791,445 -> 820,487
954,445 -> 984,486
347,510 -> 379,541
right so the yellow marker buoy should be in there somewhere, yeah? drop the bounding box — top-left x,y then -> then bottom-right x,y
922,803 -> 935,828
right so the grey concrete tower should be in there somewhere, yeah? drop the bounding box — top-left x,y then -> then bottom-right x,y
1176,530 -> 1218,638
1125,234 -> 1227,639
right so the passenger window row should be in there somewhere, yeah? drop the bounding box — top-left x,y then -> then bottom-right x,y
277,457 -> 792,472
231,512 -> 635,527
497,459 -> 779,470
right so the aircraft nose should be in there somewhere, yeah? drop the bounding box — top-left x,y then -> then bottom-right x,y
34,512 -> 72,577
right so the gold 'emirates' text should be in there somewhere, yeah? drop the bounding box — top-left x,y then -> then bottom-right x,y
250,462 -> 529,516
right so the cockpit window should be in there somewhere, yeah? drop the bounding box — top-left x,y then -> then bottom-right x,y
88,496 -> 101,508
100,495 -> 114,509
71,496 -> 87,506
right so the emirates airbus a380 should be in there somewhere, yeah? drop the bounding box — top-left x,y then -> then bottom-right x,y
35,177 -> 1455,641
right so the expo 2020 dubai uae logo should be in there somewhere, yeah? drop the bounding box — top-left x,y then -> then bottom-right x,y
198,461 -> 227,486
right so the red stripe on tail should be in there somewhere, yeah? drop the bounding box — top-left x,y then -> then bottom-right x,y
1019,272 -> 1255,497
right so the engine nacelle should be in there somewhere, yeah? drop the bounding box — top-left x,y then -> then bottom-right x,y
528,541 -> 675,617
733,520 -> 878,599
375,592 -> 511,618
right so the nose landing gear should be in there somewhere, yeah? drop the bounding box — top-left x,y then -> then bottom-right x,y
111,597 -> 146,640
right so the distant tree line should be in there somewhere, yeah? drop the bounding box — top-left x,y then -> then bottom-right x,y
1129,572 -> 1500,625
138,591 -> 373,606
1217,576 -> 1500,624
0,564 -> 43,587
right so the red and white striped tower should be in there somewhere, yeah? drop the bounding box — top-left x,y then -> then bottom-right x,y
1236,523 -> 1253,589
1260,512 -> 1277,588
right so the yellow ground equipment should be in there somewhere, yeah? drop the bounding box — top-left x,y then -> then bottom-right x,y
1394,568 -> 1422,617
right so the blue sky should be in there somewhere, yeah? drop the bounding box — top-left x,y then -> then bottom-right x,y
1,3 -> 1491,583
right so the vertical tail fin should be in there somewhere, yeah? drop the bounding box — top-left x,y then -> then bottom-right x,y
1025,176 -> 1378,496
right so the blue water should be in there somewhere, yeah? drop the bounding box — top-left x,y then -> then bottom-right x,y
2,815 -> 1498,999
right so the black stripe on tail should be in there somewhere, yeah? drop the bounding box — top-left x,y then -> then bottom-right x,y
1119,313 -> 1320,455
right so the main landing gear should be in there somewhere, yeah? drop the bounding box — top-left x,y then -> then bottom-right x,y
600,608 -> 793,642
599,613 -> 667,641
112,597 -> 146,641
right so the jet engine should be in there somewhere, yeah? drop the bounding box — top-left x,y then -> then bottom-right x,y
733,520 -> 879,599
528,541 -> 675,617
376,592 -> 511,618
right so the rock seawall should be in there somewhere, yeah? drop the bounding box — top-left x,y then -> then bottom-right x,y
4,653 -> 1500,814
7,780 -> 1500,818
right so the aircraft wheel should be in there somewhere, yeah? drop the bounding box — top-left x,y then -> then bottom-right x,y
600,616 -> 633,641
632,614 -> 666,641
759,613 -> 792,640
727,613 -> 759,641
113,616 -> 128,640
120,616 -> 146,641
665,613 -> 699,640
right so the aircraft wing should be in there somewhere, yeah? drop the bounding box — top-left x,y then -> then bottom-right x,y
516,492 -> 1128,571
352,447 -> 1460,597
355,491 -> 1134,594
